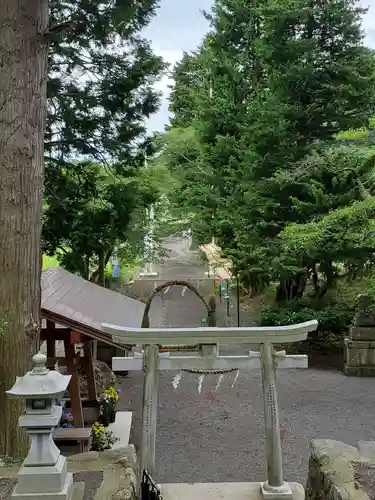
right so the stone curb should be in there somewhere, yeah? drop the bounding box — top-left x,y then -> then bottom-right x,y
306,439 -> 375,500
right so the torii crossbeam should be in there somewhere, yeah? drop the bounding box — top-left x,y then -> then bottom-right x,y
102,320 -> 318,500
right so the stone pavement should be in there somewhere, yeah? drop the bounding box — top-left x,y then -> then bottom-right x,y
118,236 -> 375,486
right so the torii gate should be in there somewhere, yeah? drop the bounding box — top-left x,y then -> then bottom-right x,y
102,320 -> 318,500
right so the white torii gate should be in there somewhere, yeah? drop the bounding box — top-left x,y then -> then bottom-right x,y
102,320 -> 318,500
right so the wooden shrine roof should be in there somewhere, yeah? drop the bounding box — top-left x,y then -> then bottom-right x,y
199,243 -> 233,280
41,267 -> 145,349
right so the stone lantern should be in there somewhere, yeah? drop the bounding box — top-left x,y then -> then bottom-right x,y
6,352 -> 83,500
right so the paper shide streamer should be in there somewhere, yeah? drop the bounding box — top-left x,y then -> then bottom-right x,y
172,369 -> 240,394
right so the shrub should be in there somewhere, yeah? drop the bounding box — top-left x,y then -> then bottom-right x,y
260,297 -> 353,337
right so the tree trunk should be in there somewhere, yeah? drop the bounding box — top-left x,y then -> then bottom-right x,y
90,246 -> 113,285
276,272 -> 307,303
0,0 -> 48,458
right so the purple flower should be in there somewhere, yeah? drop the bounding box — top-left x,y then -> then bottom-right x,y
61,422 -> 73,428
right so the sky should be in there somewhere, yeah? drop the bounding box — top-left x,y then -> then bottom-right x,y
144,0 -> 375,132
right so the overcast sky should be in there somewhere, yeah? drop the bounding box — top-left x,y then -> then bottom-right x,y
144,0 -> 375,132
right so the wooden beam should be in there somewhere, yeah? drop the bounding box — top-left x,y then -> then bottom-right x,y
42,309 -> 133,350
83,340 -> 97,401
64,339 -> 84,428
41,328 -> 71,341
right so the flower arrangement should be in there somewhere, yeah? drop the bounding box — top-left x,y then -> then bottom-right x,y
99,385 -> 119,426
103,385 -> 119,403
90,422 -> 118,451
59,409 -> 73,428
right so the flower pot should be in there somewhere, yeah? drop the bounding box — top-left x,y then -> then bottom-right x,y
110,408 -> 116,423
100,402 -> 113,427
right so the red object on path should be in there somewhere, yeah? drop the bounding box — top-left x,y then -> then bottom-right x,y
280,428 -> 286,441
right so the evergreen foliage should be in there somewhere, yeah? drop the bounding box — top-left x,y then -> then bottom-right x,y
43,0 -> 166,278
166,0 -> 375,303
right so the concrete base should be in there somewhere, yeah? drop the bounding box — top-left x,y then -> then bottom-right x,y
71,483 -> 85,500
108,411 -> 132,449
261,481 -> 293,500
343,365 -> 375,377
139,271 -> 158,277
160,482 -> 304,500
11,474 -> 84,500
16,455 -> 68,494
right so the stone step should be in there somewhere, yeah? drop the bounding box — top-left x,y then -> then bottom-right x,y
108,411 -> 132,449
160,482 -> 304,500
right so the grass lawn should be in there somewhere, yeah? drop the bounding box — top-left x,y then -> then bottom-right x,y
42,254 -> 60,270
42,254 -> 141,284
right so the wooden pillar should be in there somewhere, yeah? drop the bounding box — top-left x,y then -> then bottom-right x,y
83,339 -> 97,401
45,320 -> 56,369
64,337 -> 84,428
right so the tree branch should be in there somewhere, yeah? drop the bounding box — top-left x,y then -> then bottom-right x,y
42,21 -> 78,40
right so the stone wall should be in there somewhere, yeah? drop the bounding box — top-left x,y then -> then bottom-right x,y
344,294 -> 375,377
306,439 -> 375,500
67,445 -> 138,500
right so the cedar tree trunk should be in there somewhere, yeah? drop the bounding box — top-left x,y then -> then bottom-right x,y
0,0 -> 48,458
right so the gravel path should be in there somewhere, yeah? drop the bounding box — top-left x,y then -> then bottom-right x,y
119,236 -> 375,486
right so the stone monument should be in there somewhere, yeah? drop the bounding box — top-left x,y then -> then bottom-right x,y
344,294 -> 375,376
6,352 -> 85,500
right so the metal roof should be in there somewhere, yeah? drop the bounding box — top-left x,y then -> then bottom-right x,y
41,267 -> 145,348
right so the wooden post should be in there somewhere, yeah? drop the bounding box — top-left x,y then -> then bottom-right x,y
64,338 -> 84,428
46,321 -> 56,369
83,340 -> 97,401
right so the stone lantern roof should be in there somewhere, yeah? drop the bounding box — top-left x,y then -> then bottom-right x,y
7,352 -> 71,398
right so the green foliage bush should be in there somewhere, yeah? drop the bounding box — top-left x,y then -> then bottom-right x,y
260,297 -> 353,337
260,273 -> 375,343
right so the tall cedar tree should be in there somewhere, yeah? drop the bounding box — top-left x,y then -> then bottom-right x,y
169,0 -> 375,298
43,0 -> 166,278
238,0 -> 375,300
0,0 -> 48,458
169,0 -> 267,284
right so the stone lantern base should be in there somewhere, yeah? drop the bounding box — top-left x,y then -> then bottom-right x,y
12,454 -> 84,500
